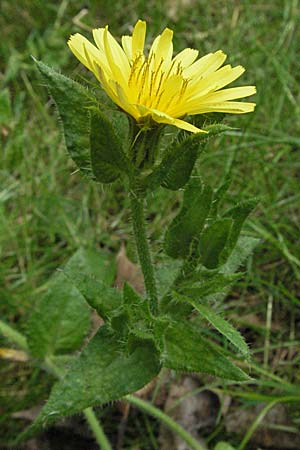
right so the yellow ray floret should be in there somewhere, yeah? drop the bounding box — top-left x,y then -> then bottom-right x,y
68,20 -> 256,133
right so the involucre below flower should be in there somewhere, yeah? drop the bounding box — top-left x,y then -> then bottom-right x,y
68,20 -> 256,133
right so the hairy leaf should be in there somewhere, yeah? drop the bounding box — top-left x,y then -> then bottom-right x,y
63,249 -> 120,320
189,113 -> 226,129
146,133 -> 209,191
27,248 -> 115,358
27,274 -> 90,358
210,175 -> 232,218
35,59 -> 94,178
65,272 -> 122,320
123,283 -> 153,340
164,180 -> 213,259
64,247 -> 116,286
221,236 -> 260,275
163,321 -> 249,381
156,260 -> 182,298
90,109 -> 132,183
179,272 -> 242,298
221,198 -> 258,262
199,218 -> 233,268
174,293 -> 249,357
26,326 -> 161,434
147,123 -> 231,191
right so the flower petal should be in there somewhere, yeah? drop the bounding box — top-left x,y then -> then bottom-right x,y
132,20 -> 147,58
150,28 -> 174,71
68,20 -> 256,133
122,35 -> 133,60
111,81 -> 139,118
102,26 -> 131,91
158,74 -> 185,110
183,86 -> 257,114
95,26 -> 130,77
185,65 -> 246,102
184,50 -> 227,79
189,101 -> 256,115
200,86 -> 256,103
173,48 -> 199,69
68,33 -> 104,74
135,105 -> 205,133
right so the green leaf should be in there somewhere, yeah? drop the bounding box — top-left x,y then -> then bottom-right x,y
195,305 -> 248,359
204,123 -> 233,135
221,198 -> 258,261
27,248 -> 115,358
221,236 -> 260,275
64,247 -> 116,286
202,236 -> 260,306
214,442 -> 236,450
156,260 -> 181,298
210,175 -> 232,218
163,321 -> 249,381
108,110 -> 130,148
27,273 -> 90,358
199,218 -> 233,268
35,59 -> 94,178
90,109 -> 132,183
146,133 -> 208,191
189,112 -> 226,129
173,293 -> 249,357
62,249 -> 121,321
26,325 -> 161,433
179,272 -> 242,298
65,272 -> 122,321
162,269 -> 241,320
164,180 -> 213,259
123,283 -> 153,340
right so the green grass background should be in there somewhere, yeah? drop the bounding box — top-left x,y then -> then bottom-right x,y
1,0 -> 300,448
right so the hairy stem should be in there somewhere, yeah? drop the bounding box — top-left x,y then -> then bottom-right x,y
126,395 -> 206,450
130,191 -> 158,315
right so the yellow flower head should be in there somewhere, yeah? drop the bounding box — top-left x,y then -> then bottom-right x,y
68,20 -> 256,133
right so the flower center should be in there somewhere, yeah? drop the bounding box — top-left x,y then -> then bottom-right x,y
128,54 -> 189,113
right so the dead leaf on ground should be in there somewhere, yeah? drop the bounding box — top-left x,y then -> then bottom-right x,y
159,376 -> 219,450
12,405 -> 42,421
0,348 -> 29,362
115,243 -> 144,294
225,403 -> 300,449
89,310 -> 104,337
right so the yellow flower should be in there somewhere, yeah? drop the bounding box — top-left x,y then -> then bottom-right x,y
68,20 -> 256,133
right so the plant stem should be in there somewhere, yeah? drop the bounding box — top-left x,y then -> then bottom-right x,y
84,408 -> 112,450
130,191 -> 158,315
126,395 -> 206,450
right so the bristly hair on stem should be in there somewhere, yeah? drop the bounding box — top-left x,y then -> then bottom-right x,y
129,189 -> 158,315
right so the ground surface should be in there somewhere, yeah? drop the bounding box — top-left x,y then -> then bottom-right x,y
1,1 -> 300,449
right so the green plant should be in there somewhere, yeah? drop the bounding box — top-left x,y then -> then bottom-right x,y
2,18 -> 262,449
